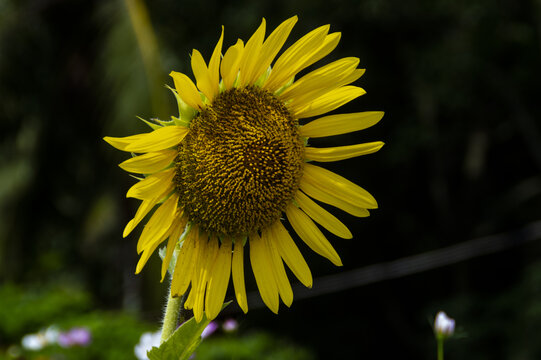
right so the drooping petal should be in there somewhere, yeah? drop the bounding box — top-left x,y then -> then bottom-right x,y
304,142 -> 385,162
136,193 -> 179,254
285,203 -> 342,266
270,221 -> 313,288
205,238 -> 232,320
299,111 -> 384,138
124,125 -> 189,153
249,232 -> 279,313
160,214 -> 187,281
170,71 -> 204,110
262,227 -> 293,307
118,149 -> 177,174
193,234 -> 218,322
184,229 -> 205,312
293,86 -> 366,119
135,227 -> 173,275
221,39 -> 244,90
294,190 -> 352,239
124,198 -> 154,238
232,240 -> 248,313
171,226 -> 198,297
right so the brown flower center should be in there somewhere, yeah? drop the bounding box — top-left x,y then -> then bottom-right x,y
175,86 -> 304,238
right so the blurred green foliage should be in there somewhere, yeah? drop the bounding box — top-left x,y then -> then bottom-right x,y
197,332 -> 314,360
0,283 -> 153,360
0,284 -> 91,343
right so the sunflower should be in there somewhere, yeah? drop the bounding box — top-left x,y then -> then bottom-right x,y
104,16 -> 384,322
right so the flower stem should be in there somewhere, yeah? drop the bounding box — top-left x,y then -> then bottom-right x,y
160,283 -> 185,343
437,338 -> 444,360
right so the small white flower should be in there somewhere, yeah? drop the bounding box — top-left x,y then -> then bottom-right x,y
134,330 -> 161,360
44,326 -> 60,344
434,311 -> 455,338
21,334 -> 46,351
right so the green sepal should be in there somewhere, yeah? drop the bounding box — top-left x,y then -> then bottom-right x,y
254,66 -> 272,87
273,75 -> 295,96
147,302 -> 231,360
137,116 -> 162,131
166,85 -> 197,122
171,116 -> 191,128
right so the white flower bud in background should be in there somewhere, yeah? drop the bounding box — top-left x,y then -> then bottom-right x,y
134,330 -> 161,360
434,311 -> 455,338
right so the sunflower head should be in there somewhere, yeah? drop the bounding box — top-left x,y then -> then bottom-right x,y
175,85 -> 305,238
104,16 -> 384,322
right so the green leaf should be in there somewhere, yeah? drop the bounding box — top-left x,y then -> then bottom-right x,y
148,302 -> 230,360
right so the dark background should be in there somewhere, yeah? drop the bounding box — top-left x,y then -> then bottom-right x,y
1,0 -> 541,359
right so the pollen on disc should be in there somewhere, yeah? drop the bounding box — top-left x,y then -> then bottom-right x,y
175,86 -> 304,238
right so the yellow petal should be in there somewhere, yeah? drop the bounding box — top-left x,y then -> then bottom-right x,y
300,32 -> 341,71
160,214 -> 187,281
118,149 -> 177,174
303,163 -> 378,209
294,190 -> 352,239
300,111 -> 384,138
123,183 -> 175,238
239,19 -> 266,86
280,57 -> 359,101
171,226 -> 198,297
136,193 -> 179,254
135,228 -> 172,275
249,232 -> 279,313
170,71 -> 204,110
263,24 -> 329,92
262,227 -> 293,307
285,203 -> 342,266
293,86 -> 366,119
270,221 -> 312,288
249,16 -> 298,86
208,27 -> 224,98
221,39 -> 244,90
124,198 -> 155,238
205,238 -> 232,320
125,125 -> 189,153
304,142 -> 385,162
103,134 -> 145,152
126,168 -> 175,200
183,228 -> 203,310
300,177 -> 370,217
288,68 -> 365,112
232,240 -> 248,313
191,49 -> 214,102
195,234 -> 219,322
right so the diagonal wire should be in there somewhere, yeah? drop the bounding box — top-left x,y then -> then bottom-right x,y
242,220 -> 541,310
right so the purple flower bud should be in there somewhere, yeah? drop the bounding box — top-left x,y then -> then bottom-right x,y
222,319 -> 238,332
201,321 -> 218,339
58,327 -> 91,348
